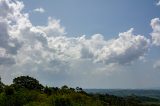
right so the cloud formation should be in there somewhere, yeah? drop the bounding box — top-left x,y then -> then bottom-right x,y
151,18 -> 160,46
93,28 -> 149,64
0,0 -> 153,85
156,0 -> 160,6
33,8 -> 45,13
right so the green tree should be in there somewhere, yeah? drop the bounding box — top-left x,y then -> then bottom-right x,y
61,85 -> 69,90
44,86 -> 52,96
76,87 -> 83,92
13,76 -> 43,91
0,77 -> 5,93
4,86 -> 14,95
54,97 -> 72,106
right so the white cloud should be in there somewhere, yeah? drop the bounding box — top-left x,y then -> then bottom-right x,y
0,0 -> 151,85
93,28 -> 150,64
36,17 -> 66,37
156,0 -> 160,6
151,18 -> 160,46
33,8 -> 45,13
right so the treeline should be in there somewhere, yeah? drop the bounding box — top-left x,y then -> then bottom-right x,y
0,76 -> 159,106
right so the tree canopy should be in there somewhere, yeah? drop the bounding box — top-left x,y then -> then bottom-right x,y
13,76 -> 43,90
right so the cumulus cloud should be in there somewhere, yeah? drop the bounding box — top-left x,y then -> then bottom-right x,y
93,28 -> 150,64
33,8 -> 45,13
0,0 -> 151,85
36,17 -> 66,37
151,18 -> 160,46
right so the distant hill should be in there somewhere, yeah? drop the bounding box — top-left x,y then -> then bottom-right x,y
84,89 -> 160,99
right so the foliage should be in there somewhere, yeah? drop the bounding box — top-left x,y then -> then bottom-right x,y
0,77 -> 4,93
13,76 -> 43,90
0,76 -> 159,106
4,86 -> 14,95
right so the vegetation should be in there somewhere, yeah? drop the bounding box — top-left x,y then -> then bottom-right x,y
0,76 -> 160,106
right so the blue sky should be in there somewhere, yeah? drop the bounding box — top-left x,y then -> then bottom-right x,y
22,0 -> 160,37
0,0 -> 160,89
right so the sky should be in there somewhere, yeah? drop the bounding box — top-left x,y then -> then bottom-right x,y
0,0 -> 160,89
